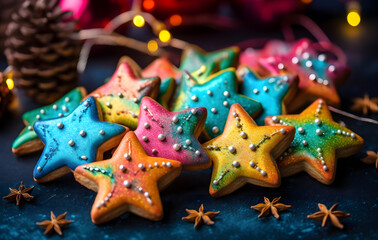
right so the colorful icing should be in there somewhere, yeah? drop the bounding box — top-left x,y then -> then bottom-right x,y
74,132 -> 182,224
239,67 -> 298,125
203,103 -> 295,197
189,61 -> 221,84
33,97 -> 126,182
88,58 -> 160,129
172,68 -> 262,139
258,39 -> 349,111
12,87 -> 86,155
134,97 -> 210,171
179,46 -> 239,77
265,99 -> 364,184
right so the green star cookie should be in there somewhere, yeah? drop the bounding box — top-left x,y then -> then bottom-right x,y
179,46 -> 239,82
265,99 -> 364,184
12,87 -> 86,155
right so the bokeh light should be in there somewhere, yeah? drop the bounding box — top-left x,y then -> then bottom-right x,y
147,40 -> 158,52
133,15 -> 145,28
159,30 -> 171,42
347,11 -> 361,27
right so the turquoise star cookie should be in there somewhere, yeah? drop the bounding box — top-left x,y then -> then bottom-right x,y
240,67 -> 298,125
33,97 -> 127,183
12,87 -> 86,155
172,68 -> 262,139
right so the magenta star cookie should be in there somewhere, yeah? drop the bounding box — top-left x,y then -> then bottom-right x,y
134,97 -> 210,171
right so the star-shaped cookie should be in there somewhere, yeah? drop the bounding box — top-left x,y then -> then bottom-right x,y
179,46 -> 239,77
172,68 -> 262,139
74,131 -> 182,224
265,99 -> 364,184
142,57 -> 180,109
12,87 -> 86,155
239,67 -> 298,125
88,57 -> 160,129
258,39 -> 349,112
134,97 -> 209,171
189,61 -> 221,85
33,97 -> 127,183
203,103 -> 295,197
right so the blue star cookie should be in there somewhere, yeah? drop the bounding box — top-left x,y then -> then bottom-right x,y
239,67 -> 298,125
33,97 -> 127,183
172,68 -> 262,139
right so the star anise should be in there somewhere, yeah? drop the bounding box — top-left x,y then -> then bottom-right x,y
182,204 -> 220,229
3,181 -> 34,205
250,196 -> 291,219
307,203 -> 350,229
351,94 -> 378,115
361,150 -> 378,169
36,211 -> 72,235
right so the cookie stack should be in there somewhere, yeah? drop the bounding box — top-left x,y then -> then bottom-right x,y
12,38 -> 364,224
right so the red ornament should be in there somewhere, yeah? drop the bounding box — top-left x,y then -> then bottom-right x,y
59,0 -> 132,29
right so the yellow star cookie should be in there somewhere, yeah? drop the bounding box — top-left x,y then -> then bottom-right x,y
203,103 -> 295,197
87,57 -> 160,129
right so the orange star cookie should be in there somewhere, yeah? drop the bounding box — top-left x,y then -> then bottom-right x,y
265,99 -> 364,184
142,57 -> 180,108
74,132 -> 182,224
203,103 -> 295,197
88,57 -> 160,129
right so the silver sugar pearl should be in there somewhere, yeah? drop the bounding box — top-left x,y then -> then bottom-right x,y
249,144 -> 256,151
123,180 -> 131,188
228,146 -> 236,154
173,144 -> 181,151
316,129 -> 323,136
124,153 -> 131,160
191,95 -> 198,101
158,134 -> 166,141
232,160 -> 240,168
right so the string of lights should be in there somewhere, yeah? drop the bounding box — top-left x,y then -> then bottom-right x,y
76,0 -> 192,74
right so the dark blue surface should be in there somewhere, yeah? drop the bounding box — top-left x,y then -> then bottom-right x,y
1,10 -> 378,240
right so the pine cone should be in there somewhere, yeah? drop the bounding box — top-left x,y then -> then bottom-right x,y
4,0 -> 81,104
0,0 -> 24,51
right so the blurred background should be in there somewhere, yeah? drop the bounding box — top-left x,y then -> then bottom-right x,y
1,0 -> 377,110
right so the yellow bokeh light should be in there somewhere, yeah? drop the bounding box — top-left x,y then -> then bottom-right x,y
347,11 -> 361,27
147,40 -> 158,52
159,30 -> 171,43
6,78 -> 14,90
133,15 -> 145,28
